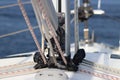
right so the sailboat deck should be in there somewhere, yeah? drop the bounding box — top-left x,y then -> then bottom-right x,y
0,43 -> 120,80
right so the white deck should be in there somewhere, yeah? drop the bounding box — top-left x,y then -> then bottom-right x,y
0,42 -> 120,80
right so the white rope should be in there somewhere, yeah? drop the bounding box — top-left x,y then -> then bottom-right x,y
0,60 -> 120,80
38,0 -> 67,65
0,1 -> 31,9
18,0 -> 47,64
0,26 -> 38,38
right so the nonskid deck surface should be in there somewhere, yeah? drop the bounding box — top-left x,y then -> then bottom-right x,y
0,58 -> 120,80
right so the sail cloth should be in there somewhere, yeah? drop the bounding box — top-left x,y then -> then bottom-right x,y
31,0 -> 58,30
52,0 -> 58,12
31,0 -> 68,65
31,0 -> 58,56
41,0 -> 58,30
31,0 -> 58,39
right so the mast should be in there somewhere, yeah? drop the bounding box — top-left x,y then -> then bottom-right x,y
98,0 -> 101,9
74,0 -> 79,53
65,0 -> 71,57
78,0 -> 81,7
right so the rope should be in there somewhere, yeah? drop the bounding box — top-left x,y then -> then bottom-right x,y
18,0 -> 47,64
0,1 -> 31,9
0,26 -> 38,38
102,14 -> 120,23
79,69 -> 120,80
0,61 -> 34,71
82,59 -> 120,77
38,0 -> 67,65
31,0 -> 58,66
0,60 -> 120,80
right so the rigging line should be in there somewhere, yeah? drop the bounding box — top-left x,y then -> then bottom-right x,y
18,0 -> 47,64
31,0 -> 58,66
0,1 -> 31,9
0,26 -> 38,38
102,14 -> 120,23
0,60 -> 120,80
38,0 -> 67,65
